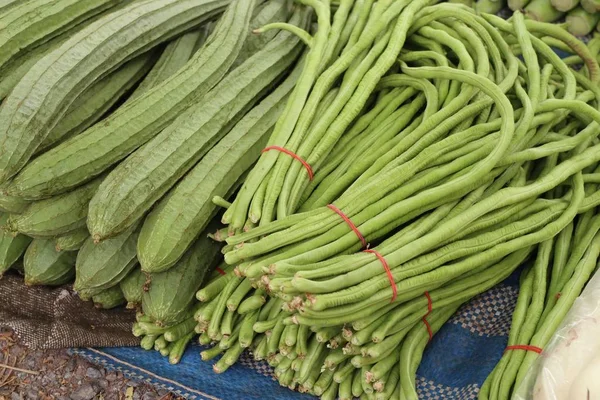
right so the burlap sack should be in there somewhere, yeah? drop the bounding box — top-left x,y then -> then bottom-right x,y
0,273 -> 138,349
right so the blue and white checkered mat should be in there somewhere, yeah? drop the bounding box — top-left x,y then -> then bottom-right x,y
72,272 -> 521,400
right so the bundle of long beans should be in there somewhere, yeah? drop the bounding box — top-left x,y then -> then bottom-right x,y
186,1 -> 600,399
480,210 -> 600,398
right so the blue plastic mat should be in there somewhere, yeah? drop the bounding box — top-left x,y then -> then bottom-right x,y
72,273 -> 520,400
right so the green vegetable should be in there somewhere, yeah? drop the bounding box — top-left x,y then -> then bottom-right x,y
525,0 -> 565,22
164,316 -> 197,342
551,0 -> 581,11
0,1 -> 133,99
0,213 -> 32,278
185,5 -> 600,398
119,267 -> 145,309
582,0 -> 600,12
509,0 -> 532,9
232,0 -> 291,68
168,332 -> 194,364
448,0 -> 474,5
0,13 -> 71,99
88,2 -> 306,242
142,230 -> 221,326
566,6 -> 600,36
0,0 -> 123,84
0,191 -> 29,214
55,228 -> 90,251
6,0 -> 247,200
475,0 -> 507,14
0,0 -> 228,185
73,224 -> 139,298
137,62 -> 301,273
140,334 -> 158,350
128,29 -> 204,101
23,239 -> 76,286
0,0 -> 25,15
227,0 -> 435,229
399,305 -> 460,400
39,51 -> 159,153
6,177 -> 102,237
92,284 -> 126,309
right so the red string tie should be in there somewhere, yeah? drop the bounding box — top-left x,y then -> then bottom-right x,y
364,249 -> 396,302
504,345 -> 543,354
216,267 -> 227,276
262,146 -> 314,180
327,204 -> 367,248
423,291 -> 433,343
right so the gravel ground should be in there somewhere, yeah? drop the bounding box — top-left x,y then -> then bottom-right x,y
0,329 -> 183,400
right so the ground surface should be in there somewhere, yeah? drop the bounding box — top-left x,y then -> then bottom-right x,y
0,330 -> 183,400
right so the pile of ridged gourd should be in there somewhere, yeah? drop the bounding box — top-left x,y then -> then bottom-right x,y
3,1 -> 600,400
0,0 -> 306,363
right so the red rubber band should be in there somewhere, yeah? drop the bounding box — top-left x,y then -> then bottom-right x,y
423,291 -> 433,342
262,146 -> 314,180
216,267 -> 226,276
422,318 -> 433,343
364,249 -> 396,302
424,291 -> 433,316
327,204 -> 367,248
504,345 -> 543,354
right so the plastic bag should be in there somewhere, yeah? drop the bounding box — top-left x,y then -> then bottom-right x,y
513,268 -> 600,400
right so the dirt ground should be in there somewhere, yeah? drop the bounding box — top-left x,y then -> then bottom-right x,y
0,330 -> 183,400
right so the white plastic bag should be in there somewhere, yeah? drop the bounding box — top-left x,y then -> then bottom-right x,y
513,267 -> 600,400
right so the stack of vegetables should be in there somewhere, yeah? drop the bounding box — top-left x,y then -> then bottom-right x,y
3,0 -> 600,399
0,0 -> 306,363
454,0 -> 600,36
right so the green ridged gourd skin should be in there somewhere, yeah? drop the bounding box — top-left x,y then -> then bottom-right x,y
73,224 -> 139,298
0,192 -> 29,214
92,284 -> 126,309
55,228 -> 90,251
128,29 -> 204,101
120,267 -> 145,309
5,0 -> 264,202
38,51 -> 159,153
86,0 -> 259,241
0,0 -> 229,186
0,0 -> 123,81
0,22 -> 73,100
40,22 -> 204,153
231,0 -> 291,69
23,239 -> 77,286
6,177 -> 102,237
142,232 -> 221,327
0,0 -> 24,15
0,1 -> 133,100
137,65 -> 300,273
0,213 -> 32,277
87,5 -> 307,242
191,21 -> 216,54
